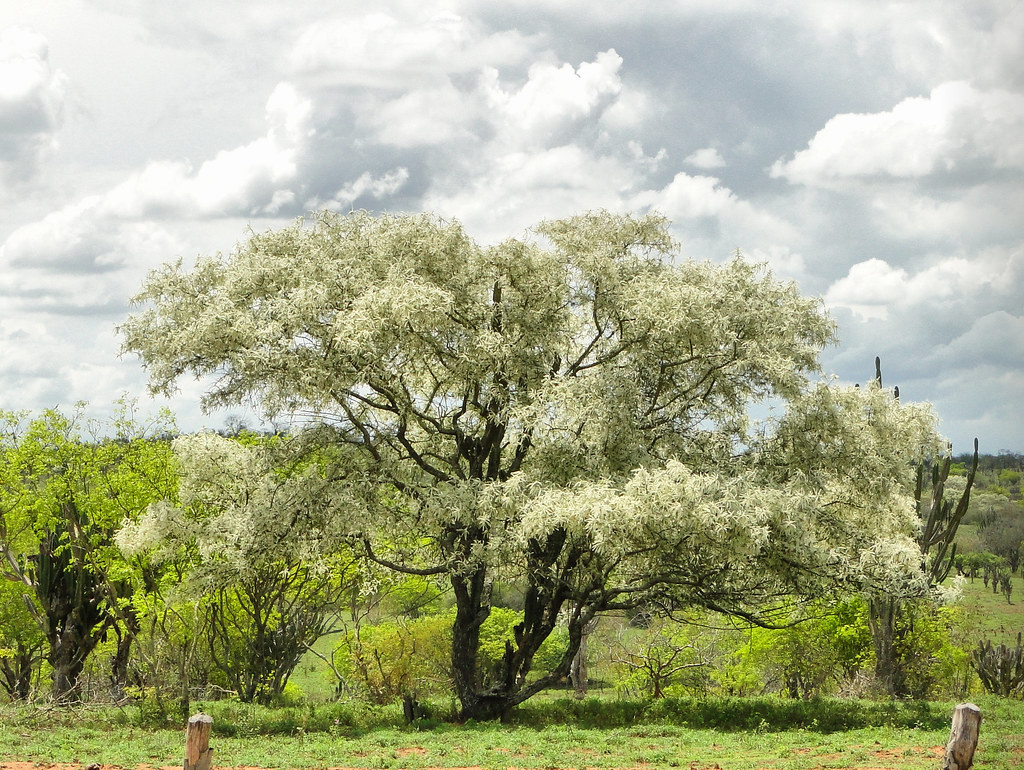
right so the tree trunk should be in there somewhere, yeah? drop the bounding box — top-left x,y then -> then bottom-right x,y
570,616 -> 598,700
34,514 -> 112,704
110,607 -> 141,702
867,597 -> 906,697
183,713 -> 214,770
49,619 -> 100,703
943,703 -> 981,770
450,566 -> 497,720
0,642 -> 37,700
50,650 -> 87,703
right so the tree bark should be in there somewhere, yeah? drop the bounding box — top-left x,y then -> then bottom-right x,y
183,713 -> 213,770
570,616 -> 598,700
867,597 -> 906,697
0,641 -> 37,700
450,565 -> 496,721
943,703 -> 981,770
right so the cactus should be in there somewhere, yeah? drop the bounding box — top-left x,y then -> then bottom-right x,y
868,358 -> 979,697
973,633 -> 1024,697
28,499 -> 112,702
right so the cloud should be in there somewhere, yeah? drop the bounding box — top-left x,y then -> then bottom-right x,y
307,168 -> 411,211
0,26 -> 68,183
415,49 -> 640,240
685,147 -> 726,169
823,252 -> 1012,321
426,144 -> 638,242
360,81 -> 480,147
481,49 -> 624,147
937,310 -> 1024,369
100,82 -> 314,218
636,172 -> 738,219
288,11 -> 536,89
2,80 -> 313,280
771,81 -> 1024,185
630,171 -> 804,273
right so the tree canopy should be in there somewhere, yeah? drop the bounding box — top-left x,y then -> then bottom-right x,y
122,210 -> 947,719
0,402 -> 177,701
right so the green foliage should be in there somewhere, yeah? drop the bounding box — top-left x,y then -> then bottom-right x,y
611,618 -> 712,698
0,402 -> 177,701
507,695 -> 949,732
0,577 -> 45,699
334,614 -> 452,704
715,602 -> 873,699
892,604 -> 975,700
333,606 -> 569,704
980,503 -> 1024,572
118,432 -> 360,705
378,575 -> 445,617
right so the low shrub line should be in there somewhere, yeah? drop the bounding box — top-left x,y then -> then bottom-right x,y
2,695 -> 950,737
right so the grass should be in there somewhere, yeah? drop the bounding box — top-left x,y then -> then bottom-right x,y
956,569 -> 1024,647
1,696 -> 1022,769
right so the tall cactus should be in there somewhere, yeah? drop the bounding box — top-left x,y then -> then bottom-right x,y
867,358 -> 978,697
973,633 -> 1024,697
29,499 -> 113,703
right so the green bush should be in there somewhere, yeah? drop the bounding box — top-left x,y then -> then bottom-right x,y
507,695 -> 948,732
334,606 -> 569,702
714,601 -> 872,699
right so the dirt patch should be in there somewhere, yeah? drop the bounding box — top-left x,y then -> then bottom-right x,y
394,746 -> 429,757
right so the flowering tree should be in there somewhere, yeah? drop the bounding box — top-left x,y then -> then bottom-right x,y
122,210 -> 945,720
118,432 -> 359,704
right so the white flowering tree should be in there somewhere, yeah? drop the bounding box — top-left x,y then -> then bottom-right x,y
118,432 -> 359,704
122,210 -> 945,720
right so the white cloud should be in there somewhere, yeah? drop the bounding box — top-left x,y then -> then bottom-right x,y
416,49 -> 639,240
772,81 -> 1024,185
938,310 -> 1024,367
685,147 -> 726,169
0,26 -> 68,182
425,144 -> 637,242
824,252 -> 1011,320
362,82 -> 478,147
309,168 -> 411,212
865,181 -> 1024,246
635,172 -> 737,219
481,49 -> 624,148
630,172 -> 802,267
288,11 -> 536,89
3,80 -> 314,270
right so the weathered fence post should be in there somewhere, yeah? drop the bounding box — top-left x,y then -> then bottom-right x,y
943,702 -> 981,770
184,713 -> 213,770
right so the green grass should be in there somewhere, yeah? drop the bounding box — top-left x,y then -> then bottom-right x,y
2,696 -> 1021,769
957,570 -> 1024,647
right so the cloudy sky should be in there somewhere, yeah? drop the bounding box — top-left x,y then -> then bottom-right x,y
1,1 -> 1021,453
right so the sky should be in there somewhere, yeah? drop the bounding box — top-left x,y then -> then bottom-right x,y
0,0 -> 1021,453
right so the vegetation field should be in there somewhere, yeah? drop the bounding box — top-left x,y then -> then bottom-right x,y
955,569 -> 1024,646
2,696 -> 1022,769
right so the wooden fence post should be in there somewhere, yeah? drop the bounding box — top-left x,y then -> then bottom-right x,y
184,713 -> 213,770
943,703 -> 981,770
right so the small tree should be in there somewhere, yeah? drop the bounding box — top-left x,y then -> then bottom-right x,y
0,577 -> 45,699
119,432 -> 358,704
612,619 -> 712,698
981,507 -> 1024,573
0,406 -> 176,702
